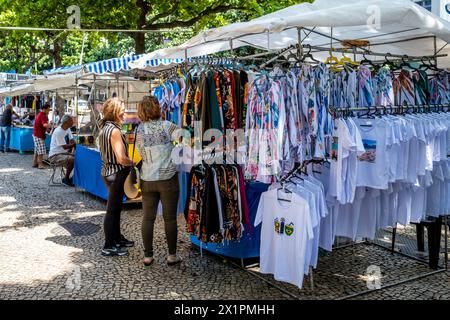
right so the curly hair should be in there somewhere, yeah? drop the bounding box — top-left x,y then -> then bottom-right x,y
138,95 -> 161,121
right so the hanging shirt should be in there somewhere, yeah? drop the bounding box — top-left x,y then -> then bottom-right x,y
393,69 -> 415,106
429,72 -> 450,105
413,69 -> 430,106
314,63 -> 332,159
255,189 -> 313,289
357,65 -> 374,107
373,67 -> 394,107
328,118 -> 364,204
354,118 -> 390,190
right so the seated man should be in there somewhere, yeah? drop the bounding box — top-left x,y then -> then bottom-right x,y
48,114 -> 76,186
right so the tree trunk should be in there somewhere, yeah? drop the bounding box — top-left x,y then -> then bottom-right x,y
135,0 -> 149,54
135,33 -> 146,54
53,40 -> 62,68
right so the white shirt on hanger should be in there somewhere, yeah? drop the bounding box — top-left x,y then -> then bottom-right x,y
255,189 -> 313,289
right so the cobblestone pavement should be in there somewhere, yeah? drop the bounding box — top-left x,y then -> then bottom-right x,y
0,152 -> 449,300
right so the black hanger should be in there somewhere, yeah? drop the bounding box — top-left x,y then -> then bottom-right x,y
286,48 -> 300,66
358,107 -> 375,119
360,51 -> 376,69
300,44 -> 321,64
422,57 -> 441,72
382,53 -> 395,69
398,55 -> 418,71
277,182 -> 292,202
419,57 -> 431,71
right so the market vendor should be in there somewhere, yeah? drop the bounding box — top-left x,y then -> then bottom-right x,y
0,104 -> 20,153
21,111 -> 35,126
32,104 -> 53,169
48,114 -> 76,186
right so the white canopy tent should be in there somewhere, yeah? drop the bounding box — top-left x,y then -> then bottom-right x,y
0,83 -> 36,97
130,0 -> 450,69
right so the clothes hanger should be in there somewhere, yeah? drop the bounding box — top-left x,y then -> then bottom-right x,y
360,51 -> 376,69
300,45 -> 321,64
396,55 -> 418,71
338,52 -> 360,68
277,182 -> 293,202
324,49 -> 339,66
358,106 -> 376,119
424,57 -> 442,72
382,53 -> 395,69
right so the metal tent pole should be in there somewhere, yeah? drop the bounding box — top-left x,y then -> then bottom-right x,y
75,76 -> 79,134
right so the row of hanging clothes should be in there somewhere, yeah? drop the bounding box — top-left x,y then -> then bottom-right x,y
327,106 -> 450,239
343,54 -> 450,107
184,163 -> 250,243
255,105 -> 450,289
244,48 -> 450,289
182,60 -> 250,138
5,95 -> 43,110
151,68 -> 186,127
244,49 -> 450,184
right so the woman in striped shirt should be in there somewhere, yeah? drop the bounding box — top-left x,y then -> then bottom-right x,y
98,98 -> 135,257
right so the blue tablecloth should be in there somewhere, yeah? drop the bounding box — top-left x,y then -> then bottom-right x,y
73,145 -> 113,201
10,127 -> 51,153
190,182 -> 269,259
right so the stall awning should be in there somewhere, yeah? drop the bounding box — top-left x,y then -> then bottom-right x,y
0,83 -> 36,97
44,65 -> 85,76
131,0 -> 450,67
86,55 -> 145,74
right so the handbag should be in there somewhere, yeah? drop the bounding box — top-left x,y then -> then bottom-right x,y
129,126 -> 140,185
124,126 -> 141,199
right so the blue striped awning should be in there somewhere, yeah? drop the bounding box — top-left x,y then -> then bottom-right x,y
43,55 -> 204,76
86,54 -> 145,74
87,56 -> 196,73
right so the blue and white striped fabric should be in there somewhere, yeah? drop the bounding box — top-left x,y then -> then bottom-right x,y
43,55 -> 204,76
87,56 -> 194,73
86,54 -> 145,74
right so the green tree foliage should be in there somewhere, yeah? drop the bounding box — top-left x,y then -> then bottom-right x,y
0,0 -> 309,73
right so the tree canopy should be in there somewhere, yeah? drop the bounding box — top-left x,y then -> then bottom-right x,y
0,0 -> 309,73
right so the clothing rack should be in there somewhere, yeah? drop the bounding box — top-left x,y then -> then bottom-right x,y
182,25 -> 450,299
279,159 -> 328,184
329,104 -> 450,116
240,43 -> 447,68
326,103 -> 450,299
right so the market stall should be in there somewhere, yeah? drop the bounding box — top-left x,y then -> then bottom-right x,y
128,0 -> 450,293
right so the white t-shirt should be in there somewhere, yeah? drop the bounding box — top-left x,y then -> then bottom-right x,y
255,189 -> 313,289
356,188 -> 380,239
354,118 -> 390,190
345,118 -> 365,203
269,181 -> 318,275
329,119 -> 364,204
334,186 -> 366,240
49,126 -> 74,157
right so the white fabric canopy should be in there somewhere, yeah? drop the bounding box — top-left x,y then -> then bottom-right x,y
0,72 -> 149,97
131,0 -> 450,68
33,74 -> 78,92
0,83 -> 36,97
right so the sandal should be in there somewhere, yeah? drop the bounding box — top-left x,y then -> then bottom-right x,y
143,257 -> 154,267
166,255 -> 182,266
